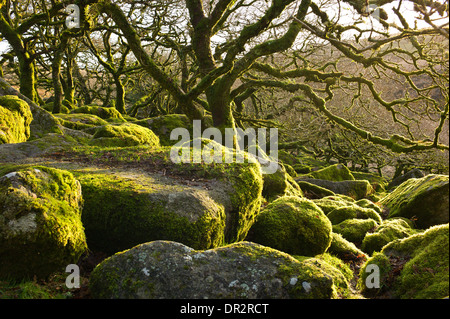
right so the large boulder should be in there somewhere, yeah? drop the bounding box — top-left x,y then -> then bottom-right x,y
55,113 -> 109,131
295,178 -> 374,200
361,218 -> 419,255
89,241 -> 351,299
71,105 -> 126,123
0,166 -> 87,280
261,163 -> 303,201
73,157 -> 263,254
387,168 -> 425,190
0,95 -> 33,144
326,205 -> 382,225
332,218 -> 379,245
380,174 -> 449,228
305,164 -> 355,181
312,195 -> 356,215
296,180 -> 335,199
89,123 -> 160,148
246,196 -> 332,256
0,133 -> 82,163
359,224 -> 449,299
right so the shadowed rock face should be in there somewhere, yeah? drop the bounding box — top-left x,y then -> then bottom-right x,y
89,241 -> 339,299
73,167 -> 234,253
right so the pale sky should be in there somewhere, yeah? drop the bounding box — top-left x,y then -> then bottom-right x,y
0,1 -> 447,56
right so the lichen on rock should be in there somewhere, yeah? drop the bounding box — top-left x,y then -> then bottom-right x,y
0,165 -> 87,280
89,240 -> 351,299
326,205 -> 382,225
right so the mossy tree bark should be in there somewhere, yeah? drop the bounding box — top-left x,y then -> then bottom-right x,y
0,15 -> 37,102
98,0 -> 311,133
52,33 -> 71,114
85,30 -> 139,114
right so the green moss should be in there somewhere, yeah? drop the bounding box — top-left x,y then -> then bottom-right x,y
327,232 -> 368,261
293,164 -> 312,174
55,113 -> 109,131
246,196 -> 332,256
71,105 -> 126,123
327,205 -> 382,225
380,174 -> 449,228
332,218 -> 378,245
262,163 -> 303,201
312,196 -> 354,214
89,123 -> 160,148
306,164 -> 355,181
72,169 -> 226,254
358,252 -> 392,294
0,166 -> 87,280
361,218 -> 419,255
0,95 -> 33,144
283,163 -> 297,177
355,198 -> 382,214
297,180 -> 336,199
351,171 -> 387,192
0,274 -> 74,299
292,254 -> 354,298
359,224 -> 449,299
133,114 -> 192,146
169,138 -> 264,243
277,150 -> 298,166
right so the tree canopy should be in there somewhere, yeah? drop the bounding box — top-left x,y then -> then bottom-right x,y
0,0 -> 448,174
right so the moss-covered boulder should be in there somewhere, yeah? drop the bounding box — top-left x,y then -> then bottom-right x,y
361,218 -> 419,255
73,157 -> 263,254
246,196 -> 332,256
0,95 -> 33,144
312,195 -> 355,215
0,166 -> 87,280
71,105 -> 126,123
296,180 -> 336,199
380,174 -> 449,228
332,218 -> 379,245
387,168 -> 425,190
294,253 -> 357,298
351,171 -> 388,192
133,114 -> 192,146
359,224 -> 449,299
0,133 -> 82,163
305,164 -> 355,181
89,241 -> 349,299
327,205 -> 382,225
327,232 -> 368,262
89,123 -> 160,148
295,178 -> 374,200
55,113 -> 109,131
354,198 -> 382,214
261,163 -> 303,201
